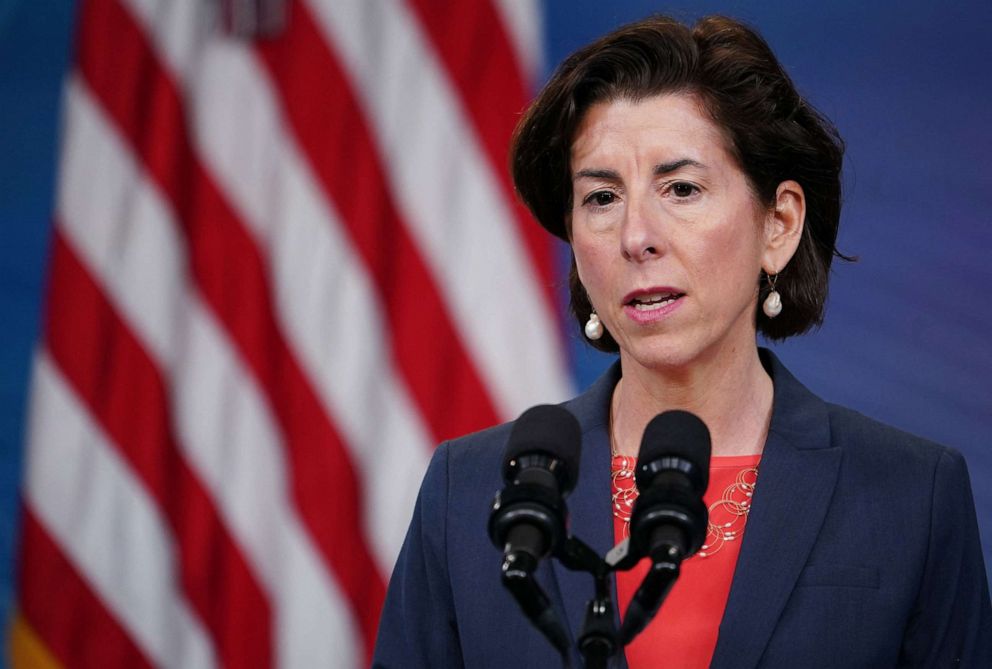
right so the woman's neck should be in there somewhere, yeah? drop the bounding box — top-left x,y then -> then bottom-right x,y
611,345 -> 773,458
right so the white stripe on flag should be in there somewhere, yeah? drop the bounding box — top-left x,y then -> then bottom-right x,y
123,0 -> 207,80
493,0 -> 544,78
56,76 -> 183,368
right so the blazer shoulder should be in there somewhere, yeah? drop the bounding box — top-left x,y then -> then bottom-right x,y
442,388 -> 601,475
823,401 -> 963,473
439,420 -> 515,494
445,419 -> 514,451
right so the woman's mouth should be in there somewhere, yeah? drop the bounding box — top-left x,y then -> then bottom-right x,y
628,292 -> 683,311
622,289 -> 685,323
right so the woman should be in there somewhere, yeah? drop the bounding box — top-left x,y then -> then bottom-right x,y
373,15 -> 991,668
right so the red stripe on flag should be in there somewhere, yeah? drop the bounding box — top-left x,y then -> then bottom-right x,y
254,4 -> 502,441
74,0 -> 386,659
44,230 -> 273,668
18,509 -> 156,669
407,0 -> 559,309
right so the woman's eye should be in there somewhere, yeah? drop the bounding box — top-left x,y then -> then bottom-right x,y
583,190 -> 617,207
670,182 -> 698,198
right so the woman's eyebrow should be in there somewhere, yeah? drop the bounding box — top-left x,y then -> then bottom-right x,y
654,158 -> 705,175
573,168 -> 621,182
573,159 -> 706,182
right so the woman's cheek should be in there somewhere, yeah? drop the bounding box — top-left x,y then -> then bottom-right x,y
577,258 -> 620,343
572,243 -> 606,300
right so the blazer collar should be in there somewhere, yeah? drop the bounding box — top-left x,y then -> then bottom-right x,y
710,349 -> 841,669
549,349 -> 841,668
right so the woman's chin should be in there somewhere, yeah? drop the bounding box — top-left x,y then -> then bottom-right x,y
618,337 -> 702,375
617,326 -> 754,377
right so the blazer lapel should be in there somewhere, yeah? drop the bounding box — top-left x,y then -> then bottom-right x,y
710,351 -> 842,669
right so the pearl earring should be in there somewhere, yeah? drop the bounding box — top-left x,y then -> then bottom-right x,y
762,273 -> 782,318
584,311 -> 604,340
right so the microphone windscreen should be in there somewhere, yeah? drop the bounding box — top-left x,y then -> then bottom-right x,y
504,404 -> 582,492
636,410 -> 711,490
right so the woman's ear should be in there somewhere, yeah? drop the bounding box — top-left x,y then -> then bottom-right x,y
762,180 -> 806,274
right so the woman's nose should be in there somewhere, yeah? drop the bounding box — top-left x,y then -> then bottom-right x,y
620,196 -> 665,262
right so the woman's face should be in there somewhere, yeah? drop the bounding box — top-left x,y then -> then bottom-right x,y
570,93 -> 781,372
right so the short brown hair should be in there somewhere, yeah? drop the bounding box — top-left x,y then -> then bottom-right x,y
511,15 -> 847,348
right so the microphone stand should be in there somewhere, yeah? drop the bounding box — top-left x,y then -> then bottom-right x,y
578,572 -> 617,669
557,537 -> 619,669
553,533 -> 685,668
498,529 -> 686,668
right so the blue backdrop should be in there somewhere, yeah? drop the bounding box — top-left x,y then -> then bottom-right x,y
2,1 -> 990,663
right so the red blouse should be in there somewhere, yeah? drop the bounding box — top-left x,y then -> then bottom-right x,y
613,454 -> 761,668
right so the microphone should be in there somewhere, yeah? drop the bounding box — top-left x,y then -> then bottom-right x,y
620,410 -> 710,645
488,404 -> 582,655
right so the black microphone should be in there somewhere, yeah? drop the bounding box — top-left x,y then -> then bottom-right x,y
488,404 -> 582,655
620,410 -> 710,645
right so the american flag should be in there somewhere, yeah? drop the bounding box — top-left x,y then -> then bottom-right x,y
9,0 -> 571,666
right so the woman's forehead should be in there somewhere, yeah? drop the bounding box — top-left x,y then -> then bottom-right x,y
570,93 -> 732,176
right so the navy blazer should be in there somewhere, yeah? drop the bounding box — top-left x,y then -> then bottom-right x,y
373,351 -> 992,668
